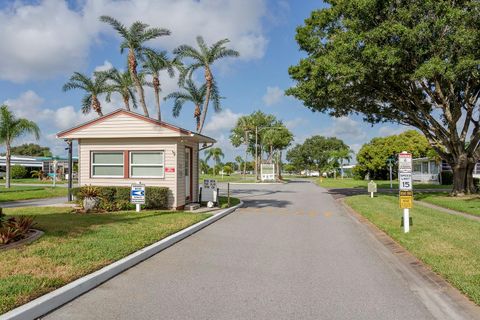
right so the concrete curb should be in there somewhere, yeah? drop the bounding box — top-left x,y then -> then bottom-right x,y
0,202 -> 243,320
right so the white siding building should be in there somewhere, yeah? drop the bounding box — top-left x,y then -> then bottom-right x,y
57,109 -> 215,209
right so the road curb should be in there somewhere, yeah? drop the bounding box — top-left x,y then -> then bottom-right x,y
337,198 -> 480,320
0,202 -> 243,320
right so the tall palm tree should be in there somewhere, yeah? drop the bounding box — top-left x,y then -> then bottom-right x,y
164,79 -> 206,131
143,49 -> 176,121
330,148 -> 354,179
100,16 -> 170,117
99,67 -> 137,111
0,105 -> 40,188
63,72 -> 109,116
235,155 -> 244,173
174,36 -> 239,133
205,147 -> 224,176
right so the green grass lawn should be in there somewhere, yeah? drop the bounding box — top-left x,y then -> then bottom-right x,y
317,178 -> 452,190
200,173 -> 257,183
0,207 -> 210,313
415,193 -> 480,217
344,194 -> 480,305
0,186 -> 67,202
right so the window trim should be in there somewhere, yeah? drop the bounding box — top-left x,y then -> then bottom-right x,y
129,150 -> 165,179
91,151 -> 125,178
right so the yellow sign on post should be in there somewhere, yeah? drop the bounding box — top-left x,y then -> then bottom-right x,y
399,195 -> 413,209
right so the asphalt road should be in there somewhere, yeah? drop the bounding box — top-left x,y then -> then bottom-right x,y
45,181 -> 477,320
0,196 -> 70,208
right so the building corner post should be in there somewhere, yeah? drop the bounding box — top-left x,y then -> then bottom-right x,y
66,139 -> 73,202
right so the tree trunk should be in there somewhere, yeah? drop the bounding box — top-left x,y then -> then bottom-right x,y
194,104 -> 201,131
5,141 -> 11,189
122,94 -> 130,111
92,95 -> 103,116
153,75 -> 161,121
129,50 -> 149,117
450,155 -> 476,196
198,68 -> 212,133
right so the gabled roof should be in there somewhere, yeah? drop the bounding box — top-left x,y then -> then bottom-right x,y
56,109 -> 216,143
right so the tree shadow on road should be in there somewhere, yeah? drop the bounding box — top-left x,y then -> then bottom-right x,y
242,199 -> 292,209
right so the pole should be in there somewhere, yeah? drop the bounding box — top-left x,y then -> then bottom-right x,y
136,204 -> 141,212
67,140 -> 73,201
227,182 -> 230,207
403,208 -> 410,233
389,164 -> 393,189
370,192 -> 373,198
255,126 -> 258,181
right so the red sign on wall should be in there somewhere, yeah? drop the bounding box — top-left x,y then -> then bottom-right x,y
165,167 -> 175,173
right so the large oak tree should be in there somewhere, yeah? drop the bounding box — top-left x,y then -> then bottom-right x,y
287,0 -> 480,195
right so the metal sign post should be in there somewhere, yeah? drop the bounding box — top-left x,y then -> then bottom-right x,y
131,182 -> 146,212
398,152 -> 413,233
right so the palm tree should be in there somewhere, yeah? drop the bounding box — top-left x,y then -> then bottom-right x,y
100,67 -> 137,111
330,148 -> 354,179
205,147 -> 224,176
143,49 -> 176,121
174,36 -> 239,133
0,105 -> 40,188
100,16 -> 170,117
63,72 -> 109,116
200,159 -> 209,174
235,155 -> 244,173
164,79 -> 206,131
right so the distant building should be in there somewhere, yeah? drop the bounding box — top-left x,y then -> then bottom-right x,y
412,157 -> 480,184
0,155 -> 78,179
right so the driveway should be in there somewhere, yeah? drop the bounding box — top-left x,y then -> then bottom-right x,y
45,181 -> 478,320
0,197 -> 71,208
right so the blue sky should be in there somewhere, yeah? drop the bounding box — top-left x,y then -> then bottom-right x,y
0,0 -> 407,162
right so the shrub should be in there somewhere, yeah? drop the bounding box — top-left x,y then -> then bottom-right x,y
474,178 -> 480,192
73,185 -> 169,211
11,165 -> 28,179
440,171 -> 453,185
144,187 -> 169,209
352,165 -> 366,180
0,215 -> 36,245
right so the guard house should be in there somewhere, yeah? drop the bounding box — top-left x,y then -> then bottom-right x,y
57,109 -> 216,209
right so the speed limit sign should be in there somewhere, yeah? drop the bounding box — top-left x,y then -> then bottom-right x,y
399,172 -> 412,191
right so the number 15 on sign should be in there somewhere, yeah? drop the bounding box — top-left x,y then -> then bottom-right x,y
399,172 -> 412,191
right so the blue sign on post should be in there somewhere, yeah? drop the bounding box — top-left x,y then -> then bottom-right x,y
131,184 -> 146,205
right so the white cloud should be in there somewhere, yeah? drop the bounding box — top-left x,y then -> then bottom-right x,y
0,0 -> 268,83
378,125 -> 408,136
262,86 -> 284,106
0,0 -> 93,82
3,90 -> 45,119
324,116 -> 367,141
94,60 -> 113,73
284,117 -> 306,130
203,109 -> 242,134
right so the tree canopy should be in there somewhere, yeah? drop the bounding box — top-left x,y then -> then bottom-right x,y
5,143 -> 51,157
286,136 -> 350,173
355,130 -> 435,180
287,0 -> 480,195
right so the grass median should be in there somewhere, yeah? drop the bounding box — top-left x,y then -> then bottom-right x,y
316,178 -> 452,190
0,207 -> 210,314
344,194 -> 480,306
0,186 -> 67,202
415,193 -> 480,217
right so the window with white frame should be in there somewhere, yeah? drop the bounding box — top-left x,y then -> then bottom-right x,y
130,151 -> 165,178
91,152 -> 124,177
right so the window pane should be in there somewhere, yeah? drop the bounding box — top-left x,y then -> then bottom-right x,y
93,165 -> 123,176
93,153 -> 123,164
131,166 -> 164,177
131,152 -> 164,164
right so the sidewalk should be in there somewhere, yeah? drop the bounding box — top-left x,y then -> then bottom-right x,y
415,200 -> 480,222
0,197 -> 73,208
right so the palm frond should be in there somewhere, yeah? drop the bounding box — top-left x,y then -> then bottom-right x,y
81,95 -> 92,114
99,16 -> 128,38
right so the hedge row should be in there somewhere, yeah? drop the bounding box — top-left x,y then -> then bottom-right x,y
72,186 -> 170,211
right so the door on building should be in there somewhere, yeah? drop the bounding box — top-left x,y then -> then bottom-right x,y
185,147 -> 192,202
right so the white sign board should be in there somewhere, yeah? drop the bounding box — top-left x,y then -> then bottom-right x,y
202,179 -> 217,202
398,153 -> 413,172
399,172 -> 412,190
261,163 -> 275,181
130,184 -> 146,204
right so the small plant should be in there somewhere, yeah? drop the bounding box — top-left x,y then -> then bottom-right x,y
79,185 -> 101,198
31,169 -> 45,181
0,227 -> 20,245
11,165 -> 28,179
7,216 -> 35,234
